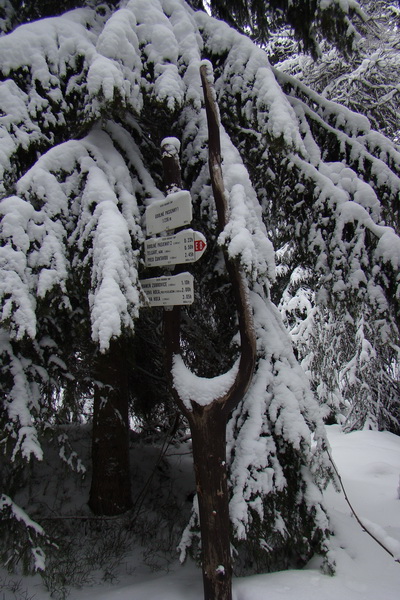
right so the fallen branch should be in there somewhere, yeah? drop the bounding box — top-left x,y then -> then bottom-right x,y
326,445 -> 400,564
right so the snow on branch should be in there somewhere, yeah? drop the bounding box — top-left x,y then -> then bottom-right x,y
1,127 -> 150,355
273,66 -> 371,136
289,152 -> 400,309
218,128 -> 276,282
0,5 -> 145,195
127,0 -> 203,110
0,330 -> 43,461
0,197 -> 39,340
227,291 -> 330,541
274,68 -> 400,187
0,494 -> 49,571
172,354 -> 240,410
196,10 -> 305,153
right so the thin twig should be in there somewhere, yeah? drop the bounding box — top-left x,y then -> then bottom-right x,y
38,515 -> 124,521
326,445 -> 400,564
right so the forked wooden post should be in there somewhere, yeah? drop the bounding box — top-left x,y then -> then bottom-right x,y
163,63 -> 256,600
199,63 -> 256,418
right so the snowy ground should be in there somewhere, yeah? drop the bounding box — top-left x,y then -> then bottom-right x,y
2,425 -> 400,600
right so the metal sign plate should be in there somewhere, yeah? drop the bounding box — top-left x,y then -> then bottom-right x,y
140,272 -> 194,306
146,191 -> 193,236
144,229 -> 207,267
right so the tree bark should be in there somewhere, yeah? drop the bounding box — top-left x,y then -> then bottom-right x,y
162,67 -> 257,600
189,404 -> 233,600
89,339 -> 133,516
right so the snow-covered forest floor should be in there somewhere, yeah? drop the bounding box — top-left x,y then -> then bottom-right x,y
2,425 -> 400,600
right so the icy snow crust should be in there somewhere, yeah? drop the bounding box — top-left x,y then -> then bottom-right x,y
0,0 -> 399,570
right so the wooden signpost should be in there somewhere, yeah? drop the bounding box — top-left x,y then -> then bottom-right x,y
159,67 -> 257,600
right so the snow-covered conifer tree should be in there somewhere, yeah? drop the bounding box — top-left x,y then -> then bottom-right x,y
266,0 -> 400,431
272,0 -> 400,142
205,0 -> 367,56
0,0 -> 399,594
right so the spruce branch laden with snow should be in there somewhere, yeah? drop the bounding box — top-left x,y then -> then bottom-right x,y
0,0 -> 398,582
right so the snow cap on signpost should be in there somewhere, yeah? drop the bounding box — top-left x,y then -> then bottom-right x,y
161,136 -> 181,156
161,137 -> 182,194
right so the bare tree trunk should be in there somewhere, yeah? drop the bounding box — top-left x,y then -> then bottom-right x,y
89,339 -> 132,516
189,405 -> 233,600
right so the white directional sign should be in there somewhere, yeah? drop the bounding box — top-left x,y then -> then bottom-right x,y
144,229 -> 207,267
140,272 -> 194,307
146,191 -> 192,236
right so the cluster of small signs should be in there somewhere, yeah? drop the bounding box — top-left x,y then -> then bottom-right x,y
140,191 -> 207,307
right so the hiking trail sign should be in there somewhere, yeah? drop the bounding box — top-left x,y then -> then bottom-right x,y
144,229 -> 207,267
141,184 -> 207,307
146,190 -> 192,236
140,272 -> 194,307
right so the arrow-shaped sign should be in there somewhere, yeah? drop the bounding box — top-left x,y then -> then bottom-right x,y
144,229 -> 207,267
